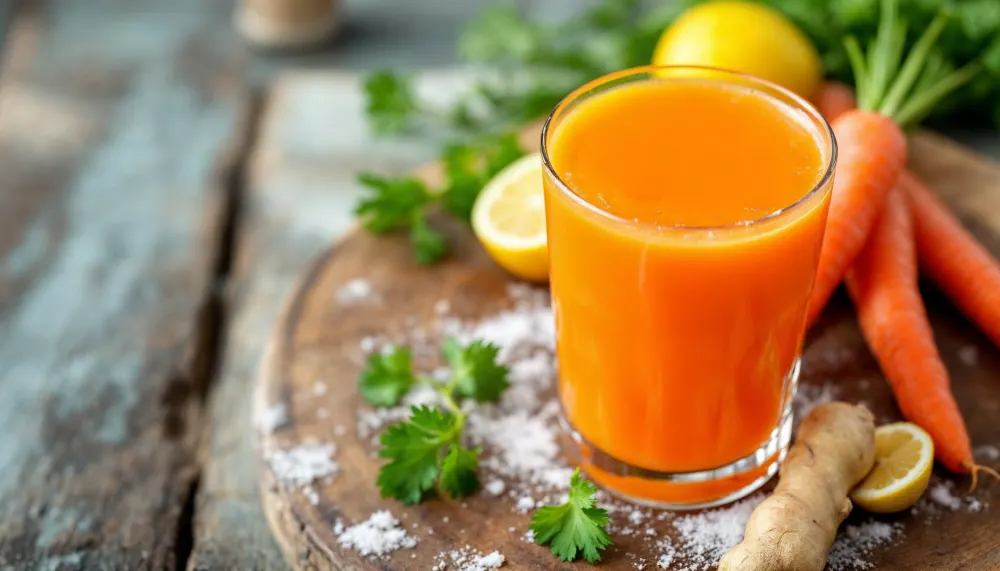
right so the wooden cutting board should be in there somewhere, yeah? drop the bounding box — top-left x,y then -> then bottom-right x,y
254,127 -> 1000,571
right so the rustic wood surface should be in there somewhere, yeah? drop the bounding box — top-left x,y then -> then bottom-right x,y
1,0 -> 999,568
253,122 -> 1000,570
0,1 -> 248,568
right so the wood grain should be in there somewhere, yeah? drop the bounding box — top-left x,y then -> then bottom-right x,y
254,126 -> 1000,570
0,1 -> 246,568
188,72 -> 448,570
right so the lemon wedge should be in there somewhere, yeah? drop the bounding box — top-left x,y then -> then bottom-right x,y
850,422 -> 935,514
471,152 -> 548,282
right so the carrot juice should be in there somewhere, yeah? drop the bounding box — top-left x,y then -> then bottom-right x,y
541,67 -> 836,507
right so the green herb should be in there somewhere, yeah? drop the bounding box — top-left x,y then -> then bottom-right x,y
357,347 -> 416,406
355,132 -> 525,264
358,338 -> 510,504
530,468 -> 613,564
363,70 -> 418,135
843,0 -> 980,129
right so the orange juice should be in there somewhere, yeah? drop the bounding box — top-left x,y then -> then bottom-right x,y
542,67 -> 835,507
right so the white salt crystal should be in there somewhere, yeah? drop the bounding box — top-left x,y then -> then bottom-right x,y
256,403 -> 287,433
485,479 -> 506,496
929,482 -> 962,510
471,551 -> 505,570
974,444 -> 1000,461
337,278 -> 375,304
313,382 -> 327,395
958,345 -> 979,366
359,336 -> 378,353
337,510 -> 417,557
827,521 -> 903,570
628,509 -> 646,525
435,299 -> 451,315
793,382 -> 839,420
515,496 -> 535,512
267,443 -> 337,487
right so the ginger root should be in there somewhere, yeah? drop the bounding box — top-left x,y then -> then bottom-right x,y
719,402 -> 876,571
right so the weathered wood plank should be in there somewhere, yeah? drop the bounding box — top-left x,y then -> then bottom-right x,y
188,70 -> 463,570
0,1 -> 246,568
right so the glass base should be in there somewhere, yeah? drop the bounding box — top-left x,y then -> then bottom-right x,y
560,401 -> 794,510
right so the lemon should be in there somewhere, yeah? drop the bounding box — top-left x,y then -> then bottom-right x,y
471,152 -> 548,282
652,1 -> 822,99
850,423 -> 935,514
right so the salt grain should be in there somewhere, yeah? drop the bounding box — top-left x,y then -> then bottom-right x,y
256,403 -> 288,433
267,443 -> 338,487
514,496 -> 535,513
338,278 -> 375,304
958,345 -> 979,366
485,479 -> 506,496
929,482 -> 962,510
974,444 -> 1000,461
313,381 -> 327,396
827,521 -> 902,570
337,510 -> 417,557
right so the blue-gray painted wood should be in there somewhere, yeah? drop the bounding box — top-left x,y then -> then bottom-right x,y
0,0 -> 247,568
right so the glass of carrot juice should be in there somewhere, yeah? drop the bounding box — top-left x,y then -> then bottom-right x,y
542,66 -> 836,508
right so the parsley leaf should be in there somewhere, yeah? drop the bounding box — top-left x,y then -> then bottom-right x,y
439,444 -> 481,498
410,211 -> 449,264
357,347 -> 416,407
363,69 -> 418,135
355,173 -> 432,234
442,338 -> 510,403
440,132 -> 525,223
377,406 -> 458,505
531,468 -> 613,564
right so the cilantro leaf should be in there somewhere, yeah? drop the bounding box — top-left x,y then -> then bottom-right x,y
358,347 -> 415,407
410,212 -> 449,264
531,468 -> 613,564
355,173 -> 432,233
440,132 -> 525,223
442,338 -> 509,403
363,69 -> 417,135
377,406 -> 458,505
439,444 -> 481,499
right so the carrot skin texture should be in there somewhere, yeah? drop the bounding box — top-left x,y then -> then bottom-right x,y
806,110 -> 908,326
904,172 -> 1000,349
845,188 -> 972,473
813,81 -> 856,123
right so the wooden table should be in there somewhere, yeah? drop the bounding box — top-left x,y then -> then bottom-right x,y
0,1 -> 997,570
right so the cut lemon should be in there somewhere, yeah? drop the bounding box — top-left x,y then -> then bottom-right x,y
850,422 -> 935,514
471,152 -> 548,282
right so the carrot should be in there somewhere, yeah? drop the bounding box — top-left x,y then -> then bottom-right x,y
844,188 -> 982,478
812,80 -> 856,123
805,110 -> 907,326
904,172 -> 1000,349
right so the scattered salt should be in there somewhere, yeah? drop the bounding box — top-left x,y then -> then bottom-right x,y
656,495 -> 763,570
827,521 -> 903,570
313,382 -> 327,396
338,278 -> 376,304
303,488 -> 319,505
793,382 -> 839,420
472,551 -> 505,570
967,498 -> 985,513
514,496 -> 535,513
974,444 -> 1000,461
359,335 -> 378,353
485,479 -> 506,496
958,345 -> 979,366
435,547 -> 506,571
337,510 -> 417,557
256,403 -> 288,433
333,424 -> 346,436
434,299 -> 451,315
628,509 -> 646,525
266,443 -> 338,487
929,482 -> 962,510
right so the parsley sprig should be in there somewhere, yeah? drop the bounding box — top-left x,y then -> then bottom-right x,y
531,468 -> 613,563
357,339 -> 509,504
354,132 -> 524,265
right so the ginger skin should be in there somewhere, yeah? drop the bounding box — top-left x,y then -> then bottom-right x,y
719,402 -> 876,571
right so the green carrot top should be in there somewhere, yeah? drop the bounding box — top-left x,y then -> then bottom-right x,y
844,0 -> 981,130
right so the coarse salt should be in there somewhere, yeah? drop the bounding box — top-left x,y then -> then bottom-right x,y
337,510 -> 417,557
929,481 -> 962,510
266,443 -> 338,487
485,479 -> 506,496
338,278 -> 376,304
256,403 -> 288,433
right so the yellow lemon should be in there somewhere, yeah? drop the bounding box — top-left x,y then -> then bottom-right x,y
471,152 -> 548,282
850,423 -> 935,514
652,1 -> 822,99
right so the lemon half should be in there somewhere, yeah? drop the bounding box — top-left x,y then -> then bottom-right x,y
471,152 -> 548,282
851,423 -> 935,514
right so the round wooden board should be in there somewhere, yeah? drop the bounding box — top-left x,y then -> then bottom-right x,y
255,137 -> 1000,571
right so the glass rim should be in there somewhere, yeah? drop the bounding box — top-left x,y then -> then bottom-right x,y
540,65 -> 838,233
